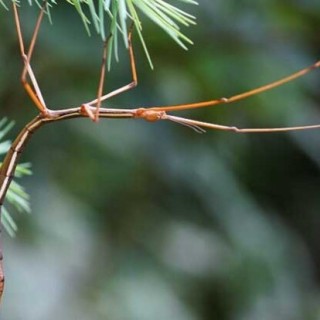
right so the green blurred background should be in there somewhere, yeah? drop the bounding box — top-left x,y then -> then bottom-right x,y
1,1 -> 320,319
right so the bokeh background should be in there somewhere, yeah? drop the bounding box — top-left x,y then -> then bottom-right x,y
1,1 -> 320,319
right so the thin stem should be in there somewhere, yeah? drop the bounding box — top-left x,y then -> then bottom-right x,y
94,37 -> 110,121
164,114 -> 320,133
13,1 -> 48,114
147,60 -> 320,112
85,28 -> 138,107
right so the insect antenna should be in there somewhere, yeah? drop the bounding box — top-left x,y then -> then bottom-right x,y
165,115 -> 207,133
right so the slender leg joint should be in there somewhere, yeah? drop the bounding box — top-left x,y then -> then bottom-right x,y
80,104 -> 96,121
134,108 -> 166,122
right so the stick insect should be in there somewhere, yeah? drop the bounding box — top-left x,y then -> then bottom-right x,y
0,1 -> 320,303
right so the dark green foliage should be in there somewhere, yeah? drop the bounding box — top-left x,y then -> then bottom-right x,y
5,0 -> 197,68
